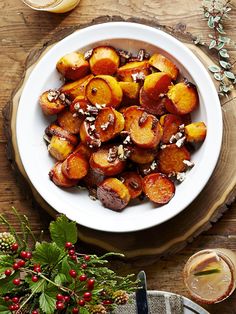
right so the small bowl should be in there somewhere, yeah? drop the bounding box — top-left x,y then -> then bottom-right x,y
16,22 -> 222,232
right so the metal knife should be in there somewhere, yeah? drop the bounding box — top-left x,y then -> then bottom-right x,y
136,270 -> 149,314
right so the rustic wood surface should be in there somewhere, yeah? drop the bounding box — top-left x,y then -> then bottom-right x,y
1,1 -> 236,313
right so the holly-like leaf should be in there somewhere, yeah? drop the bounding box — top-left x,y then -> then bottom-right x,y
208,65 -> 221,73
39,290 -> 57,314
33,242 -> 62,266
54,273 -> 68,285
25,276 -> 47,293
49,215 -> 77,248
0,255 -> 14,273
0,271 -> 19,295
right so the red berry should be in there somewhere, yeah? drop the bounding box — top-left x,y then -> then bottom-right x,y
26,252 -> 32,259
13,262 -> 20,270
83,292 -> 92,301
79,274 -> 87,281
68,249 -> 75,256
13,304 -> 20,310
102,299 -> 113,305
8,305 -> 15,312
12,297 -> 19,303
56,294 -> 64,301
70,255 -> 77,261
13,278 -> 20,285
33,264 -> 41,273
32,310 -> 39,314
78,299 -> 85,306
81,263 -> 87,269
65,242 -> 73,249
69,269 -> 77,278
87,278 -> 95,290
56,302 -> 64,310
64,295 -> 70,302
32,275 -> 39,282
4,269 -> 12,276
18,259 -> 26,267
4,296 -> 10,302
11,243 -> 19,251
72,308 -> 79,314
20,251 -> 27,259
84,255 -> 90,261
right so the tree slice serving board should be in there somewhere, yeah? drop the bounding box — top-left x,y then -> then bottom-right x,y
3,16 -> 236,259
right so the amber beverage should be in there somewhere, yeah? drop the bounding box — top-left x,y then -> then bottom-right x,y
22,0 -> 80,13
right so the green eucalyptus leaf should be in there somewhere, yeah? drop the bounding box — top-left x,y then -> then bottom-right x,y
216,27 -> 226,34
49,215 -> 77,248
39,290 -> 57,314
224,71 -> 235,80
219,49 -> 229,58
217,42 -> 225,50
208,65 -> 221,73
214,73 -> 223,81
219,60 -> 231,69
33,242 -> 61,266
219,36 -> 230,44
209,39 -> 216,49
208,16 -> 214,28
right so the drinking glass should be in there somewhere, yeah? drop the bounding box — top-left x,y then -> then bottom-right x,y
22,0 -> 80,13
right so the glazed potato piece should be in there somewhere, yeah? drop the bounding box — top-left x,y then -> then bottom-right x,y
83,168 -> 106,188
130,112 -> 163,149
89,46 -> 120,75
184,122 -> 207,142
74,142 -> 92,159
62,152 -> 89,180
97,178 -> 131,211
129,146 -> 156,164
57,109 -> 83,134
69,95 -> 91,114
45,124 -> 78,146
149,53 -> 179,80
79,121 -> 99,147
39,90 -> 66,115
166,82 -> 199,115
143,173 -> 175,204
120,172 -> 143,199
60,74 -> 94,100
123,105 -> 145,131
158,144 -> 190,174
49,162 -> 78,188
90,146 -> 126,176
95,107 -> 124,142
143,72 -> 172,100
86,75 -> 123,108
160,114 -> 184,144
117,61 -> 150,82
119,81 -> 140,105
139,87 -> 168,116
56,52 -> 90,81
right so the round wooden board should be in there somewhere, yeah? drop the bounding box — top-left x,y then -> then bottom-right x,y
4,16 -> 236,260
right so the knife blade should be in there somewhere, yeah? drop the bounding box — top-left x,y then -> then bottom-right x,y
136,270 -> 149,314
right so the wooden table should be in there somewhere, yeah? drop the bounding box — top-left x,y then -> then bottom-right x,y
1,1 -> 236,313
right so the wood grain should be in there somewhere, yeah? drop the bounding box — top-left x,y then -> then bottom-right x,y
1,1 -> 236,313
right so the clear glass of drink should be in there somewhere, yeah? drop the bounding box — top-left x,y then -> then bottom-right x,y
22,0 -> 80,13
183,249 -> 236,304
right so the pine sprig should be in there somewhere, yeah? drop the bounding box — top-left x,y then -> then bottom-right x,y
0,209 -> 137,314
201,0 -> 236,96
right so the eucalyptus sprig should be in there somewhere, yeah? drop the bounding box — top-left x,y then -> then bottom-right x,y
0,208 -> 137,314
202,0 -> 236,96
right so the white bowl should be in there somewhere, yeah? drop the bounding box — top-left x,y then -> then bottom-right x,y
16,22 -> 222,232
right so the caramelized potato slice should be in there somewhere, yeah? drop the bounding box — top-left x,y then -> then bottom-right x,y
160,114 -> 184,144
86,75 -> 123,108
129,146 -> 156,164
117,61 -> 150,82
79,121 -> 99,147
123,105 -> 145,131
90,146 -> 126,176
49,162 -> 78,188
45,124 -> 78,146
62,152 -> 89,180
39,91 -> 66,115
56,52 -> 90,81
166,82 -> 199,115
83,168 -> 106,188
60,74 -> 94,100
143,173 -> 175,204
120,172 -> 143,199
48,136 -> 75,161
69,95 -> 91,114
139,87 -> 168,116
149,53 -> 179,80
57,109 -> 83,134
119,81 -> 140,105
184,122 -> 207,142
130,113 -> 163,149
143,72 -> 172,100
95,107 -> 124,142
89,46 -> 120,75
97,178 -> 131,211
158,144 -> 190,174
74,142 -> 92,159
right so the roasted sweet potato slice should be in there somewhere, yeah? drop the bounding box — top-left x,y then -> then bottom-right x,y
143,173 -> 175,204
184,122 -> 207,142
45,124 -> 78,146
149,53 -> 179,80
39,90 -> 66,115
56,52 -> 90,81
79,121 -> 99,147
117,61 -> 150,82
57,109 -> 83,134
123,105 -> 145,131
158,144 -> 190,174
61,152 -> 89,180
166,82 -> 199,115
86,75 -> 123,108
130,113 -> 163,149
129,146 -> 156,164
120,172 -> 143,199
139,87 -> 168,116
49,162 -> 78,188
69,95 -> 91,114
90,146 -> 126,176
160,114 -> 184,144
119,81 -> 140,105
60,74 -> 94,100
89,46 -> 120,76
74,142 -> 92,159
95,107 -> 124,142
97,178 -> 131,211
83,168 -> 106,188
143,72 -> 172,100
